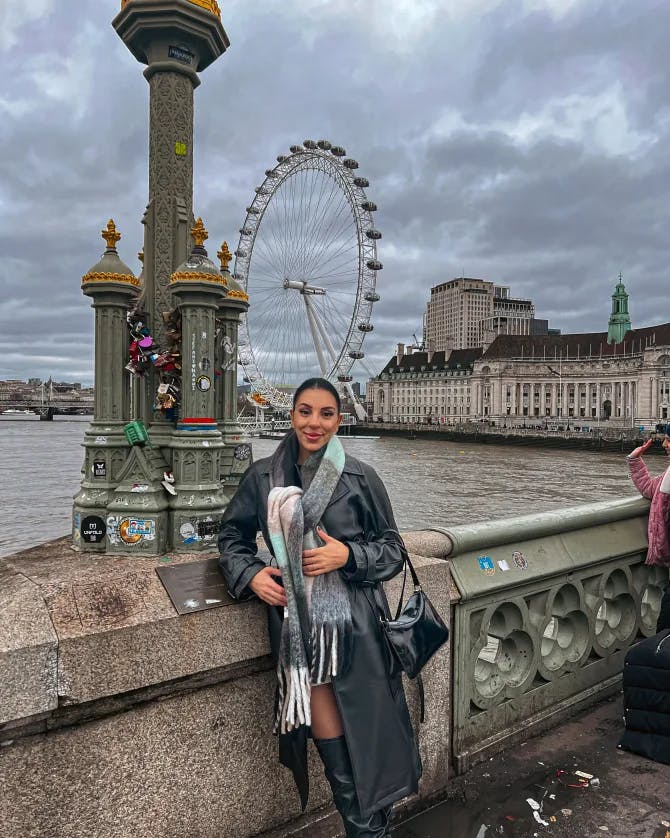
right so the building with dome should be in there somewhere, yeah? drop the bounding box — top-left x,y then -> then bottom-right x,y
368,276 -> 670,429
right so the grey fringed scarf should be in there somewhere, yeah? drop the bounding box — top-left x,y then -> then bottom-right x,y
267,432 -> 353,735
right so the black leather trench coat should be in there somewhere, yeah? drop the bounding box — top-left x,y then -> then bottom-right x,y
217,442 -> 422,817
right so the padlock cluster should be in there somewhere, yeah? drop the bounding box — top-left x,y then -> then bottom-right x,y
125,300 -> 183,419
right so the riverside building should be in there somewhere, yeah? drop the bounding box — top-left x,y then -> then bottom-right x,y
369,276 -> 670,429
423,277 -> 549,352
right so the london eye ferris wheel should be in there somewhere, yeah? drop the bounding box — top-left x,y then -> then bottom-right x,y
233,140 -> 381,418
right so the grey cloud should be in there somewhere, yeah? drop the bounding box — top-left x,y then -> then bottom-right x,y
3,0 -> 670,388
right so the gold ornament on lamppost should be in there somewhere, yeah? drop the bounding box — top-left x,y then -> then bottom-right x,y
217,241 -> 232,272
102,219 -> 121,251
191,217 -> 208,247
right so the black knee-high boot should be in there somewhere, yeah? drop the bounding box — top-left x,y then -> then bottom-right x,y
314,735 -> 392,837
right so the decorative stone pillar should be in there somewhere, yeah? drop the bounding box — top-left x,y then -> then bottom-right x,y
113,0 -> 229,443
168,220 -> 227,551
214,241 -> 252,500
73,221 -> 139,551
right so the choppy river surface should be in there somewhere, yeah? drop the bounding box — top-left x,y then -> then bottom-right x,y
0,416 -> 649,557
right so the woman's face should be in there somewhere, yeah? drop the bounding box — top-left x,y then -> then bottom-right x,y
291,387 -> 342,463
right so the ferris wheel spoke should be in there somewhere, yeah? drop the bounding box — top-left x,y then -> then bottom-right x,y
299,181 -> 344,273
308,253 -> 357,285
253,293 -> 300,382
293,177 -> 328,280
321,296 -> 359,365
249,251 -> 283,282
304,215 -> 356,280
302,189 -> 350,273
254,224 -> 286,280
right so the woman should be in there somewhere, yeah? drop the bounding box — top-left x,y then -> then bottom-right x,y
627,427 -> 670,631
218,378 -> 421,837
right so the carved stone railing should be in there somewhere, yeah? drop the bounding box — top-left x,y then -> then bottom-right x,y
420,496 -> 668,772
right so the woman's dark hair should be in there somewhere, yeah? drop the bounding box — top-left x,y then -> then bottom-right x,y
292,377 -> 341,412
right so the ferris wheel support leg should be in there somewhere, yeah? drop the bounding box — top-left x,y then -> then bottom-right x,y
310,303 -> 339,367
344,381 -> 368,421
304,295 -> 329,377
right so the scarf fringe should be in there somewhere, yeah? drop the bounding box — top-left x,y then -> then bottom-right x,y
275,662 -> 312,734
311,620 -> 353,684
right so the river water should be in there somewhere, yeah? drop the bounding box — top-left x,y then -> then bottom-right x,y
0,416 -> 650,558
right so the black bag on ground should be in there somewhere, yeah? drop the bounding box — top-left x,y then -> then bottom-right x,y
618,629 -> 670,765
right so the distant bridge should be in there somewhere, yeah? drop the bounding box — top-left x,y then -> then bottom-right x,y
0,399 -> 93,420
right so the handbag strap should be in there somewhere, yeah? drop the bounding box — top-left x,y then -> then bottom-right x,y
393,554 -> 422,620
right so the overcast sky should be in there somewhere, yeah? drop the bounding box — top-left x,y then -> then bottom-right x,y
2,0 -> 670,386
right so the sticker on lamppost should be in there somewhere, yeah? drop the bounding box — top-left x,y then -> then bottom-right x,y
81,516 -> 106,543
168,45 -> 194,65
118,518 -> 155,544
93,460 -> 106,478
233,443 -> 251,461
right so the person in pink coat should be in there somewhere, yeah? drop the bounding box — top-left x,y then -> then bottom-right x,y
627,429 -> 670,632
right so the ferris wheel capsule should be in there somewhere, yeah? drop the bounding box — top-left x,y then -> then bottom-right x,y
330,146 -> 346,156
366,259 -> 383,270
358,323 -> 374,332
343,159 -> 359,169
246,206 -> 260,214
364,291 -> 380,302
289,145 -> 303,153
317,140 -> 332,150
349,351 -> 364,359
337,375 -> 353,382
303,139 -> 318,149
361,201 -> 377,212
235,249 -> 247,258
265,169 -> 278,178
354,177 -> 369,187
277,155 -> 287,162
366,229 -> 382,240
239,227 -> 252,236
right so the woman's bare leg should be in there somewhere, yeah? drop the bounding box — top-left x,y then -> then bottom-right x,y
311,683 -> 343,739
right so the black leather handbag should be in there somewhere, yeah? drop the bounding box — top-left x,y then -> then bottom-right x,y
380,554 -> 449,683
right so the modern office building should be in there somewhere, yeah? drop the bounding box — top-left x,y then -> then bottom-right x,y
424,278 -> 492,351
424,278 -> 547,352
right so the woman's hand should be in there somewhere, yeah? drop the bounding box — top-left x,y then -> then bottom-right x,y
248,566 -> 287,607
302,528 -> 349,576
628,439 -> 653,459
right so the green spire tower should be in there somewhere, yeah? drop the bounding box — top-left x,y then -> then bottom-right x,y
607,273 -> 632,344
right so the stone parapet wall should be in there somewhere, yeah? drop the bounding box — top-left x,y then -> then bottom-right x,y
0,539 -> 452,838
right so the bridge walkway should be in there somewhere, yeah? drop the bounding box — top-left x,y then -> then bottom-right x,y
272,694 -> 669,838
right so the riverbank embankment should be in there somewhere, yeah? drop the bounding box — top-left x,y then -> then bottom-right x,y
349,422 -> 666,455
